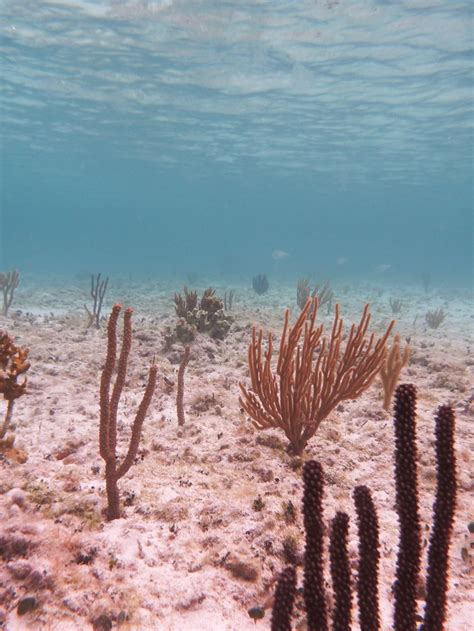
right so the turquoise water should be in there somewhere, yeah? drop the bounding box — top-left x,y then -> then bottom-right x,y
1,1 -> 472,284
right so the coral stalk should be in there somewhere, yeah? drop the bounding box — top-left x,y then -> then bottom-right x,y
271,566 -> 297,631
353,485 -> 381,631
99,304 -> 157,521
177,345 -> 190,426
392,384 -> 421,631
303,460 -> 328,631
423,405 -> 457,631
329,512 -> 352,631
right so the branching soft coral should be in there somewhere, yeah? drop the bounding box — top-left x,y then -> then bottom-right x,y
0,331 -> 30,438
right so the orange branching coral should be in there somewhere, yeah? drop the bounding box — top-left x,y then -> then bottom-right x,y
0,331 -> 30,438
240,297 -> 394,455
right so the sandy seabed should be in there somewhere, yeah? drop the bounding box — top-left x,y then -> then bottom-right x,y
0,275 -> 472,630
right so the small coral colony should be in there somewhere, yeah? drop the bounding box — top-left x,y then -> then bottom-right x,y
0,269 -> 459,630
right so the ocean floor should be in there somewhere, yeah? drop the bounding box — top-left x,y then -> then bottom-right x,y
0,275 -> 473,630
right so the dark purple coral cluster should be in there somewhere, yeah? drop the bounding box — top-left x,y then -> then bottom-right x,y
271,384 -> 457,631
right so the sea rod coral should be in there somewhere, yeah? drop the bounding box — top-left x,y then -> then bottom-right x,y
270,384 -> 457,631
99,304 -> 157,521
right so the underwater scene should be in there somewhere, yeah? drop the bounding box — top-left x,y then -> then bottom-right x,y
0,1 -> 473,629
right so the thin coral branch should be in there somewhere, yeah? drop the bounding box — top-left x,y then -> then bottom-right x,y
99,304 -> 120,460
116,362 -> 158,479
86,273 -> 109,329
108,308 -> 133,454
177,345 -> 191,426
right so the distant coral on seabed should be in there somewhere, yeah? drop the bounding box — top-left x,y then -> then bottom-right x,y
0,270 -> 20,316
252,274 -> 269,295
83,273 -> 109,329
296,278 -> 334,313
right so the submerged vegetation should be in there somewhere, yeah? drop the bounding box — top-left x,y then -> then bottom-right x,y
0,270 -> 468,630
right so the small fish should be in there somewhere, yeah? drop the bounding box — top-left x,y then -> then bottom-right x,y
272,249 -> 290,260
336,257 -> 348,265
375,263 -> 391,274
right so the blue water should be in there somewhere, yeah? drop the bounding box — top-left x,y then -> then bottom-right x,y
1,1 -> 472,284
